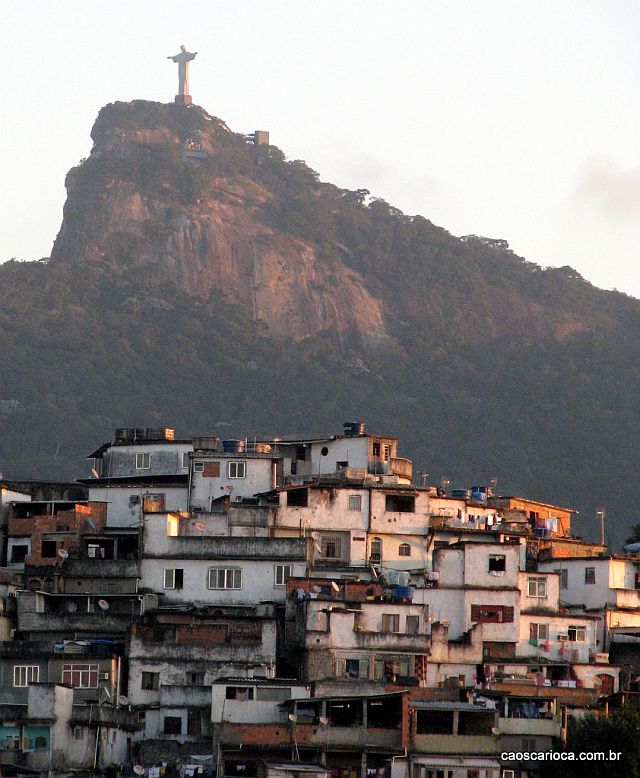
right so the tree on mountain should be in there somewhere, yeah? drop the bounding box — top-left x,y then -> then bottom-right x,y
540,704 -> 640,778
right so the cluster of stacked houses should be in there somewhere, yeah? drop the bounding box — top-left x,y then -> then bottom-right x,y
0,422 -> 639,778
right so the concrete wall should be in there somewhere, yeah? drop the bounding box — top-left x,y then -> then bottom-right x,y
211,682 -> 309,723
369,490 -> 430,535
100,442 -> 192,478
517,613 -> 595,662
140,556 -> 306,605
191,456 -> 277,507
89,485 -> 188,527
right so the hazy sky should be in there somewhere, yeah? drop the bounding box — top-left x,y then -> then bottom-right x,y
4,1 -> 640,296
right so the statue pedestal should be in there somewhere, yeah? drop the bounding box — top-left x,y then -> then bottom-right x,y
174,94 -> 192,106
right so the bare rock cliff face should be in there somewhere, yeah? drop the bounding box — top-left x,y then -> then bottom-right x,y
51,101 -> 390,347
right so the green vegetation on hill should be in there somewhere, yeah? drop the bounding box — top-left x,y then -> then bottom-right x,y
3,100 -> 640,549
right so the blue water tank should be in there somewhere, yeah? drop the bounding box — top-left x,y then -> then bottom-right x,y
393,586 -> 414,601
222,439 -> 245,454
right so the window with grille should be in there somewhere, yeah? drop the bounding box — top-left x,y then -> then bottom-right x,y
62,664 -> 99,688
555,568 -> 568,589
208,568 -> 242,589
228,461 -> 246,479
274,564 -> 292,587
399,543 -> 411,557
319,533 -> 344,559
13,665 -> 39,687
370,537 -> 382,563
348,495 -> 362,511
182,452 -> 190,469
585,567 -> 596,585
188,671 -> 205,686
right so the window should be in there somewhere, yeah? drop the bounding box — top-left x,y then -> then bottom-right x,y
203,461 -> 221,477
374,657 -> 410,681
182,452 -> 190,469
225,686 -> 254,700
372,442 -> 381,457
370,537 -> 382,563
228,461 -> 246,479
164,716 -> 182,735
488,554 -> 506,573
568,625 -> 586,642
522,738 -> 536,752
529,623 -> 549,642
336,659 -> 369,679
274,564 -> 292,587
471,605 -> 514,624
336,460 -> 349,470
194,461 -> 204,472
188,671 -> 205,686
41,540 -> 57,558
164,568 -> 184,589
166,515 -> 179,537
187,709 -> 206,737
381,614 -> 400,632
527,577 -> 547,597
141,672 -> 159,691
208,568 -> 242,589
555,568 -> 568,589
73,727 -> 85,740
135,453 -> 151,470
348,495 -> 362,511
383,445 -> 391,461
585,567 -> 596,585
320,533 -> 344,559
399,543 -> 411,557
385,494 -> 415,512
14,665 -> 39,687
406,615 -> 420,634
287,488 -> 308,507
62,664 -> 99,688
10,545 -> 28,563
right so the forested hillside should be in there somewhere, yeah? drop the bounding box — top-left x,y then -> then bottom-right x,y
2,100 -> 639,548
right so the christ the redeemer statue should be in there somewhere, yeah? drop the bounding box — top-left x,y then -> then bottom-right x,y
168,45 -> 197,105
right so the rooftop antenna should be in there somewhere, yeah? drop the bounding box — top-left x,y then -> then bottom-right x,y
596,506 -> 606,546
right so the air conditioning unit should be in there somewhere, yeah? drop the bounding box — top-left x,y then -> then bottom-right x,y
192,506 -> 205,513
233,496 -> 243,503
558,633 -> 569,642
101,673 -> 110,680
595,652 -> 610,664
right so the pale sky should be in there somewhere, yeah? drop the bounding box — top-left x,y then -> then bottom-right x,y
3,1 -> 640,296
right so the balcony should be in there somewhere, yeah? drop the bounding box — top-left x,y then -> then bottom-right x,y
160,684 -> 212,707
498,717 -> 561,738
220,722 -> 402,751
389,458 -> 413,481
413,734 -> 498,755
484,680 -> 598,706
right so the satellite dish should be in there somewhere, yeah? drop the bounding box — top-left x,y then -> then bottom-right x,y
98,599 -> 110,610
319,716 -> 329,726
310,531 -> 321,541
312,585 -> 322,593
331,581 -> 340,592
313,543 -> 322,554
288,714 -> 297,723
491,727 -> 500,736
57,548 -> 69,559
118,695 -> 129,706
195,522 -> 206,531
134,767 -> 145,776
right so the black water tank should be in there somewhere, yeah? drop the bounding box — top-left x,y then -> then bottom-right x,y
343,421 -> 366,437
222,439 -> 246,454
